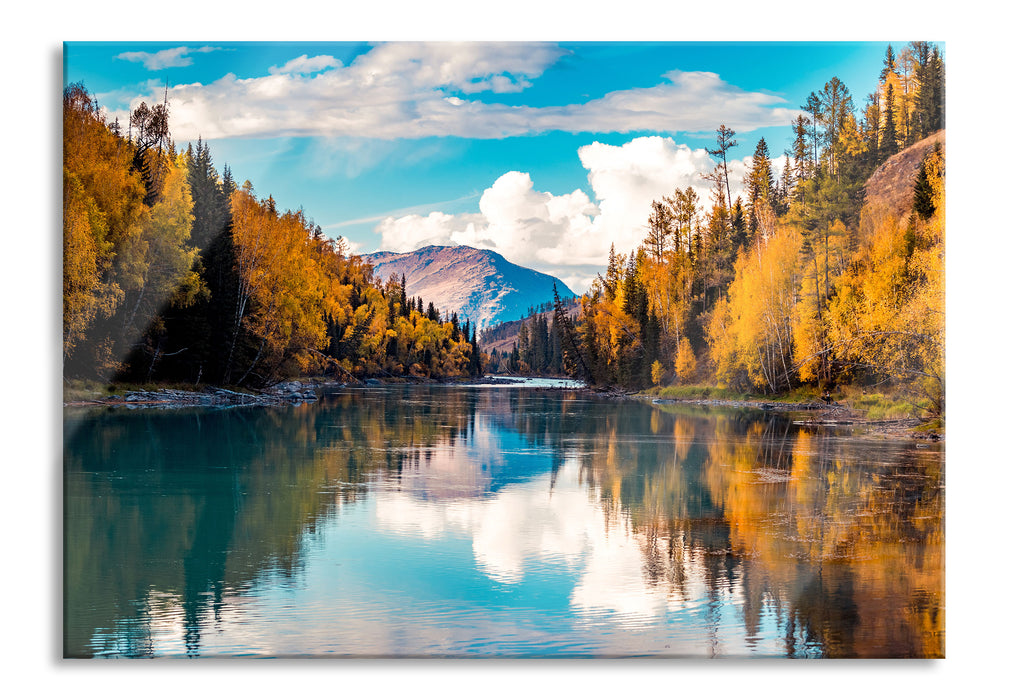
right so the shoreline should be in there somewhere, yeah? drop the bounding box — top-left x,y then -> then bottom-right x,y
645,395 -> 942,442
62,378 -> 943,442
60,375 -> 574,409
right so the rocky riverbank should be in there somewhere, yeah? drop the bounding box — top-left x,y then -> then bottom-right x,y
63,379 -> 332,409
62,375 -> 559,409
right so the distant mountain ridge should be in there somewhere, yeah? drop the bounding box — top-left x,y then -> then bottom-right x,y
364,245 -> 575,329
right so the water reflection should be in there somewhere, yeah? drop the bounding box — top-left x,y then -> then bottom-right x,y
63,386 -> 943,657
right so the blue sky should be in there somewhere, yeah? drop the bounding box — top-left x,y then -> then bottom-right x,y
65,41 -> 896,291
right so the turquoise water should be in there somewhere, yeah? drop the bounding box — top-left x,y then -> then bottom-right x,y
63,385 -> 944,658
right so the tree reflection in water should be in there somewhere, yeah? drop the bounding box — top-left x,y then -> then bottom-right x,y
63,386 -> 943,657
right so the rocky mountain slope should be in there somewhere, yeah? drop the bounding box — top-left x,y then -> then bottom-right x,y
364,245 -> 576,329
863,130 -> 944,222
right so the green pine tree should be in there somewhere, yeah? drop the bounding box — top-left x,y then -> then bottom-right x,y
744,137 -> 775,237
880,82 -> 898,160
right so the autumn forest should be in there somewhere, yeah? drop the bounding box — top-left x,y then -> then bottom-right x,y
63,41 -> 945,415
64,83 -> 484,387
503,41 -> 945,416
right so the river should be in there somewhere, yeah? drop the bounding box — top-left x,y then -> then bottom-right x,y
63,381 -> 944,658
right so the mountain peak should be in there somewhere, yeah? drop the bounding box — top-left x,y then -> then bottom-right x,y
364,245 -> 573,329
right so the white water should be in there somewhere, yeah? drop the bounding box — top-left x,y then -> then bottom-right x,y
462,376 -> 587,389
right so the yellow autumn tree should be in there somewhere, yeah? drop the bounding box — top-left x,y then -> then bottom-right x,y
706,225 -> 803,392
63,172 -> 122,359
226,188 -> 334,385
705,295 -> 740,388
62,83 -> 144,371
791,219 -> 848,386
639,252 -> 693,361
581,279 -> 636,375
791,268 -> 829,385
828,146 -> 944,413
650,360 -> 665,386
118,154 -> 201,353
674,338 -> 697,383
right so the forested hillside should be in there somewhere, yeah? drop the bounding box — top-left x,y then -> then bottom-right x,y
63,84 -> 482,387
555,41 -> 945,414
479,296 -> 580,376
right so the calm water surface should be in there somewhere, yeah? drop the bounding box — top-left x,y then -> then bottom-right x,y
63,383 -> 944,658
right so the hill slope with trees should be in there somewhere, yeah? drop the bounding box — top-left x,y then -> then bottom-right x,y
549,41 -> 944,417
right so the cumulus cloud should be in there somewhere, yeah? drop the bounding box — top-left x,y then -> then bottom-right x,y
116,45 -> 219,71
118,43 -> 798,142
375,136 -> 756,293
377,170 -> 600,291
577,136 -> 716,256
378,210 -> 484,251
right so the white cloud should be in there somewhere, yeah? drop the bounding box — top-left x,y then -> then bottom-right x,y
376,170 -> 600,291
352,42 -> 562,94
374,450 -> 703,618
519,70 -> 798,136
268,54 -> 342,75
116,45 -> 219,71
577,136 -> 716,256
118,43 -> 798,142
378,211 -> 487,252
111,44 -> 797,292
375,136 -> 759,293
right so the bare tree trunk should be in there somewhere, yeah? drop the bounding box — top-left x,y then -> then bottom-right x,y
222,292 -> 248,385
237,334 -> 268,387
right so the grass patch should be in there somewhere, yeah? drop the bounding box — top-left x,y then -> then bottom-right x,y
648,384 -> 827,403
62,379 -> 110,402
846,392 -> 921,420
778,386 -> 822,403
652,384 -> 763,401
637,382 -> 939,423
655,385 -> 724,400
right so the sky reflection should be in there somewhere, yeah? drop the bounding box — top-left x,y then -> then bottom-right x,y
66,387 -> 943,658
